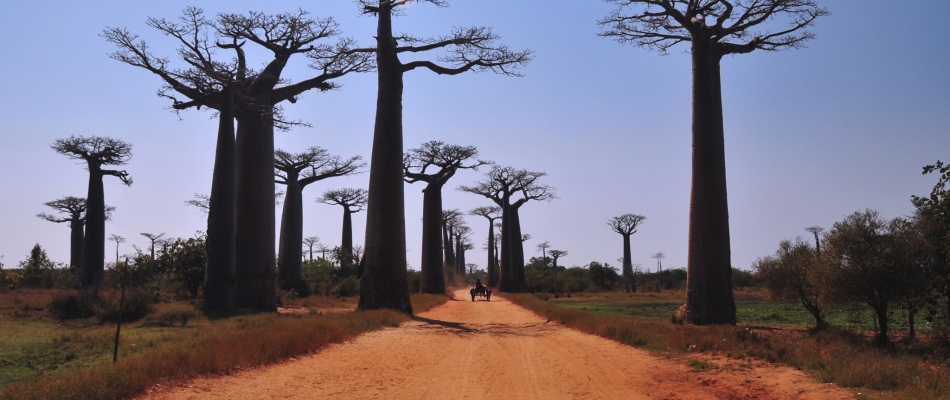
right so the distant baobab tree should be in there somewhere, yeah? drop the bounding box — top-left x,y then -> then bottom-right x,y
470,206 -> 501,287
521,234 -> 532,243
404,141 -> 487,294
52,136 -> 132,288
805,226 -> 824,255
351,0 -> 532,313
599,0 -> 828,324
316,243 -> 332,260
652,251 -> 665,291
109,235 -> 126,267
276,147 -> 364,293
549,249 -> 568,269
105,7 -> 372,310
37,197 -> 114,272
303,237 -> 320,262
139,232 -> 166,260
319,188 -> 368,276
460,165 -> 555,292
607,214 -> 646,292
441,209 -> 463,275
454,225 -> 473,276
536,241 -> 551,263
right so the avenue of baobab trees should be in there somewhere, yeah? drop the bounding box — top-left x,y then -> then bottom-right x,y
21,0 -> 836,330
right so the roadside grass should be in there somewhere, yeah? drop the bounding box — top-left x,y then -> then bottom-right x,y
503,292 -> 950,400
0,292 -> 448,400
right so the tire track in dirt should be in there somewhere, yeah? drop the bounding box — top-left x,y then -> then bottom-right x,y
142,290 -> 853,400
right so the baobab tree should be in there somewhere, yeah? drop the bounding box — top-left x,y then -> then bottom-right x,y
549,249 -> 568,269
351,0 -> 532,312
404,141 -> 487,294
652,251 -> 666,291
599,0 -> 828,324
52,136 -> 132,288
276,147 -> 364,293
536,241 -> 551,264
140,232 -> 166,260
109,235 -> 126,267
460,166 -> 555,292
316,243 -> 332,260
470,206 -> 501,286
105,7 -> 372,310
37,197 -> 114,272
608,214 -> 647,292
805,226 -> 824,255
442,209 -> 463,274
303,237 -> 320,262
319,188 -> 368,276
453,225 -> 473,276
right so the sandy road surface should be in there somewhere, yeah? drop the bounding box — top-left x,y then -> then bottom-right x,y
144,290 -> 852,399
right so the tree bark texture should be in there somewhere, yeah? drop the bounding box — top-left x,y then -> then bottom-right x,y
678,39 -> 736,325
420,184 -> 445,294
442,220 -> 455,271
277,175 -> 305,293
359,7 -> 412,313
486,223 -> 496,287
341,207 -> 355,276
69,217 -> 84,274
82,165 -> 106,287
622,234 -> 635,293
203,89 -> 236,310
509,204 -> 526,291
234,114 -> 278,310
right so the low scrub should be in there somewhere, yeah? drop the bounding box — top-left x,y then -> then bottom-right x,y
1,294 -> 448,400
504,293 -> 950,399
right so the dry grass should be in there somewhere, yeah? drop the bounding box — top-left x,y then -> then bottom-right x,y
503,293 -> 950,400
0,293 -> 448,400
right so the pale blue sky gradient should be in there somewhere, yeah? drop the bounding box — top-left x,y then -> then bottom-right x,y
1,0 -> 948,274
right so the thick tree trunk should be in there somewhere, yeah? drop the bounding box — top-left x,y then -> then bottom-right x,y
82,166 -> 105,288
875,304 -> 889,345
677,39 -> 736,325
69,217 -> 84,275
487,223 -> 496,287
459,247 -> 466,275
233,114 -> 277,310
442,220 -> 455,271
203,91 -> 236,310
277,176 -> 304,293
359,7 -> 412,313
622,234 -> 635,293
907,307 -> 917,342
499,198 -> 514,292
455,234 -> 463,275
341,207 -> 354,276
509,205 -> 526,292
420,184 -> 445,294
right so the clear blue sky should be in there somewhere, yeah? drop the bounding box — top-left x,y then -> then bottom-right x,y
1,0 -> 948,274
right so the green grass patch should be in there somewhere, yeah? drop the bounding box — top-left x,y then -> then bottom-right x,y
0,292 -> 448,400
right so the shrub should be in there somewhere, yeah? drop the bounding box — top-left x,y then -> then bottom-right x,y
407,269 -> 421,293
99,289 -> 154,323
18,244 -> 56,289
334,276 -> 359,297
49,293 -> 96,320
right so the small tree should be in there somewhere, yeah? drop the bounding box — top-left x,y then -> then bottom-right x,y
319,188 -> 368,277
139,233 -> 165,260
404,141 -> 486,294
19,244 -> 55,288
549,250 -> 568,269
753,237 -> 831,330
52,136 -> 132,288
607,214 -> 646,292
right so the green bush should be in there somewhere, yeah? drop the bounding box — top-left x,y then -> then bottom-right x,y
49,293 -> 96,320
407,269 -> 421,293
99,289 -> 154,323
334,276 -> 359,297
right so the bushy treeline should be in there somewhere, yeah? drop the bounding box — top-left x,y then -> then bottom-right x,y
523,257 -> 694,294
755,162 -> 950,343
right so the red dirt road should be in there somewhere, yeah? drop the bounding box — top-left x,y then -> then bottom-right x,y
143,290 -> 853,399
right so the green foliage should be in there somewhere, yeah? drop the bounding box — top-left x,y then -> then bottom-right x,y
407,269 -> 421,293
98,289 -> 154,323
588,261 -> 620,290
301,258 -> 341,296
155,234 -> 206,298
18,244 -> 57,288
334,276 -> 359,297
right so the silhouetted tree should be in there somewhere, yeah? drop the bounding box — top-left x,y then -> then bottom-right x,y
460,166 -> 555,292
652,251 -> 665,291
109,235 -> 126,267
470,206 -> 501,286
52,136 -> 132,288
549,249 -> 568,269
276,147 -> 364,293
805,226 -> 824,255
139,232 -> 165,260
404,141 -> 486,294
599,0 -> 828,324
319,188 -> 368,276
454,225 -> 473,276
316,243 -> 332,260
754,237 -> 830,330
442,209 -> 462,273
303,237 -> 320,262
608,214 -> 646,292
351,0 -> 532,312
105,7 -> 372,310
536,241 -> 551,263
185,194 -> 210,214
37,196 -> 114,272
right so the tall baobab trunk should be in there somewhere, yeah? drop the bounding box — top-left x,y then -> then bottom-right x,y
459,245 -> 466,275
82,165 -> 106,287
234,114 -> 278,310
486,223 -> 496,287
678,39 -> 736,325
69,216 -> 84,275
341,206 -> 355,276
277,173 -> 304,293
442,219 -> 455,271
204,89 -> 236,310
455,234 -> 463,275
498,198 -> 514,292
360,8 -> 412,313
509,204 -> 526,291
420,186 -> 445,293
622,234 -> 635,292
